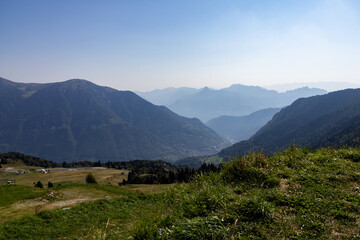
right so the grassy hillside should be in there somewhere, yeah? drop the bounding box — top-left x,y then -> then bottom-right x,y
134,146 -> 360,239
1,146 -> 360,239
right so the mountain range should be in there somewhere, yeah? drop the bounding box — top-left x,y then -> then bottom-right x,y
219,88 -> 360,159
0,77 -> 229,162
139,85 -> 326,122
206,108 -> 281,143
136,87 -> 200,106
264,81 -> 360,93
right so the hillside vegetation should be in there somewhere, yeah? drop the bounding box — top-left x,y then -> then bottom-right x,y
0,77 -> 228,162
1,146 -> 359,239
220,89 -> 360,159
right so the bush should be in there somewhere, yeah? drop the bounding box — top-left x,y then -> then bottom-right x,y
170,217 -> 229,240
47,181 -> 54,188
86,173 -> 98,184
221,152 -> 277,187
233,198 -> 273,222
35,181 -> 43,188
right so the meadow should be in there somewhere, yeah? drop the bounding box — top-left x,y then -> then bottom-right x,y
1,146 -> 360,239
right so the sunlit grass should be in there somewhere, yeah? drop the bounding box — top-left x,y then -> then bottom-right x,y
1,147 -> 360,239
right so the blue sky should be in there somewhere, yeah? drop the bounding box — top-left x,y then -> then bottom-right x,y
1,0 -> 360,91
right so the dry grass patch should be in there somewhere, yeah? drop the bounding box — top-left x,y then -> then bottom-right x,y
1,168 -> 128,186
123,184 -> 170,194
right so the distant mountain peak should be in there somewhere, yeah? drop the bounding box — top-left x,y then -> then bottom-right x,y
60,78 -> 95,86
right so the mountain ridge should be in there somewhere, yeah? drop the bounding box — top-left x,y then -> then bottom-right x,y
206,108 -> 281,143
140,84 -> 326,122
0,77 -> 229,162
219,88 -> 360,158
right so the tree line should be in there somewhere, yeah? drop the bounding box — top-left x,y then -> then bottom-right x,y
122,163 -> 219,184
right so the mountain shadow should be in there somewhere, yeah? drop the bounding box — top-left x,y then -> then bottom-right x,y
206,108 -> 281,143
219,88 -> 360,159
0,77 -> 229,162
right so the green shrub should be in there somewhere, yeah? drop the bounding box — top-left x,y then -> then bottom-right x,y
339,149 -> 360,162
261,176 -> 280,188
85,173 -> 98,184
233,198 -> 273,222
170,217 -> 229,240
221,154 -> 267,183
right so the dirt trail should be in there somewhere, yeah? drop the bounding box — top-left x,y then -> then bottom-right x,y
0,189 -> 110,223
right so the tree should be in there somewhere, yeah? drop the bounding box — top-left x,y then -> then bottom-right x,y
35,181 -> 43,188
86,173 -> 98,184
48,181 -> 54,188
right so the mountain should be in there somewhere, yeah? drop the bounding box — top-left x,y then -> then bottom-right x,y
219,89 -> 360,158
314,121 -> 360,148
0,77 -> 229,162
136,87 -> 200,106
167,84 -> 326,122
264,81 -> 360,93
206,108 -> 281,143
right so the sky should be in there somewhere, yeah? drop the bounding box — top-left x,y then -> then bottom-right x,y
1,0 -> 360,91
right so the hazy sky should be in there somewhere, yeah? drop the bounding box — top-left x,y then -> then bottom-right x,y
1,0 -> 360,91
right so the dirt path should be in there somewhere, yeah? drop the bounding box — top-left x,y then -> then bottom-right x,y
0,189 -> 111,223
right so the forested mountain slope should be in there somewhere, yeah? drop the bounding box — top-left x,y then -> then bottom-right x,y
0,77 -> 228,162
220,89 -> 360,158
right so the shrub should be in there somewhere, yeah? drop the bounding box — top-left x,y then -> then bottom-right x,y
339,149 -> 360,162
86,173 -> 98,184
47,181 -> 54,188
261,176 -> 280,188
221,152 -> 278,188
170,217 -> 229,240
35,181 -> 43,188
233,198 -> 273,222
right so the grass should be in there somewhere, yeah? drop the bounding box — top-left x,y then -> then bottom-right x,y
134,147 -> 360,239
0,193 -> 167,240
0,185 -> 47,207
1,146 -> 360,239
0,167 -> 128,186
0,182 -> 166,225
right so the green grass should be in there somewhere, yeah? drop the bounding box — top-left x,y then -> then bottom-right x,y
134,147 -> 360,239
0,194 -> 167,240
0,185 -> 47,207
1,147 -> 360,239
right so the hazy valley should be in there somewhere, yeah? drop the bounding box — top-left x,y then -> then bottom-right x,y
2,1 -> 360,238
1,75 -> 360,239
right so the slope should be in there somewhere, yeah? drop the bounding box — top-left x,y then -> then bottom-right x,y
314,121 -> 360,148
0,77 -> 228,162
206,108 -> 281,143
219,89 -> 360,158
136,87 -> 200,106
168,85 -> 326,122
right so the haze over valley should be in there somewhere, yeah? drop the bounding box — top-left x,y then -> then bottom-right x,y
1,0 -> 360,239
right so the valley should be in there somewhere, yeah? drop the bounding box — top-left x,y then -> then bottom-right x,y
2,1 -> 360,239
1,78 -> 360,239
